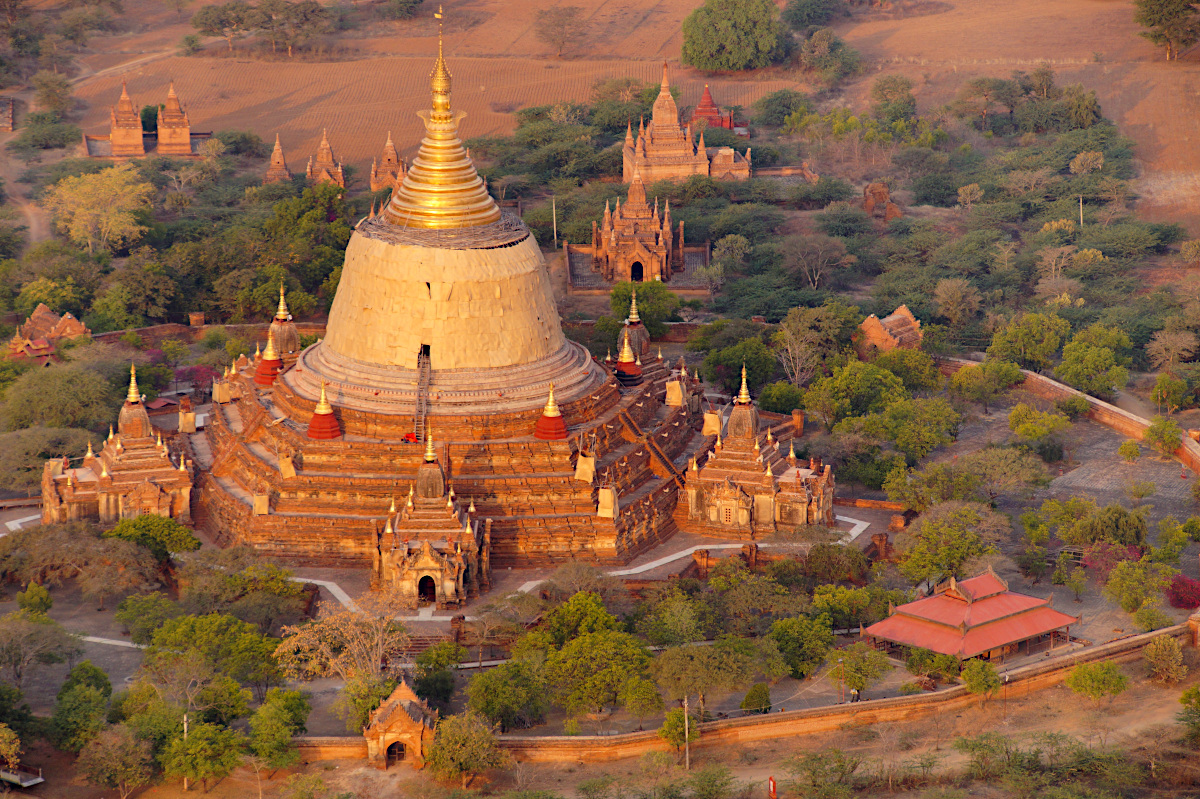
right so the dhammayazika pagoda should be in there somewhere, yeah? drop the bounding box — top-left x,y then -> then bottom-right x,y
623,64 -> 750,184
42,27 -> 836,607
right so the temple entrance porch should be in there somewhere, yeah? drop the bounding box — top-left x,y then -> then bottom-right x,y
386,742 -> 405,765
417,576 -> 436,605
631,261 -> 643,282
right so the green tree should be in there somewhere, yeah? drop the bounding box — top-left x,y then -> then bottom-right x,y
681,0 -> 787,71
547,630 -> 651,716
0,366 -> 116,432
782,0 -> 841,30
31,70 -> 72,114
50,684 -> 107,753
426,711 -> 509,789
1144,635 -> 1188,684
15,583 -> 51,614
1065,661 -> 1128,708
609,281 -> 679,340
191,0 -> 252,51
1055,342 -> 1128,400
870,74 -> 916,123
1103,558 -> 1177,612
43,164 -> 154,254
740,683 -> 771,714
542,591 -> 620,647
116,593 -> 183,645
59,660 -> 112,702
1118,440 -> 1141,463
77,724 -> 152,799
466,661 -> 547,731
758,381 -> 805,414
1008,403 -> 1071,444
961,659 -> 1000,701
771,303 -> 857,387
104,515 -> 201,561
987,313 -> 1070,372
0,610 -> 81,688
1146,415 -> 1183,457
703,337 -> 777,396
842,397 -> 961,463
534,5 -> 584,57
248,689 -> 310,789
162,721 -> 245,792
884,462 -> 982,512
1133,0 -> 1200,60
149,613 -> 281,700
805,360 -> 908,428
768,614 -> 833,678
873,348 -> 941,393
658,707 -> 699,754
653,638 -> 785,719
898,501 -> 1006,585
829,642 -> 889,693
957,447 -> 1047,505
332,674 -> 394,732
619,677 -> 664,729
1179,685 -> 1200,743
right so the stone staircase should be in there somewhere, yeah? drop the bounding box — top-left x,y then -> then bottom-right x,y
414,351 -> 430,441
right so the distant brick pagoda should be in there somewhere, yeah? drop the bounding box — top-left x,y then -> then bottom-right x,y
855,305 -> 923,359
41,365 -> 193,525
688,84 -> 734,131
589,173 -> 684,284
306,130 -> 345,187
263,134 -> 292,184
82,82 -> 212,159
6,303 -> 90,364
623,64 -> 750,184
369,132 -> 407,192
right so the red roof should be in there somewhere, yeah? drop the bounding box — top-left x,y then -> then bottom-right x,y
865,571 -> 1078,659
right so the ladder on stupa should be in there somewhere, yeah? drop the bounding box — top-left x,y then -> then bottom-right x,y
414,351 -> 430,441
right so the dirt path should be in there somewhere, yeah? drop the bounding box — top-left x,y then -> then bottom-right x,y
0,93 -> 51,248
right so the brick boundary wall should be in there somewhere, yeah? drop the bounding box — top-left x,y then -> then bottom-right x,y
833,498 -> 907,511
92,322 -> 328,350
294,619 -> 1199,764
939,357 -> 1200,472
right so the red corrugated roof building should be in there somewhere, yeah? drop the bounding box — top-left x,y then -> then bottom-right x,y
863,569 -> 1079,660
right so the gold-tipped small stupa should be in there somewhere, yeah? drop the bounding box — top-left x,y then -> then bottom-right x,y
380,5 -> 501,230
628,288 -> 641,323
618,329 -> 636,363
276,282 -> 290,320
424,428 -> 436,462
543,383 -> 562,418
737,363 -> 751,404
86,441 -> 93,458
314,381 -> 334,414
126,364 -> 140,404
263,330 -> 280,361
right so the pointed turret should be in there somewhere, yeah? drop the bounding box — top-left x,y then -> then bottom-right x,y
533,383 -> 569,440
126,363 -> 141,405
378,7 -> 500,230
737,363 -> 751,404
275,282 -> 290,321
254,330 -> 283,386
264,134 -> 292,184
117,363 -> 152,438
625,119 -> 634,147
307,129 -> 345,187
628,288 -> 641,324
613,329 -> 643,387
306,381 -> 342,439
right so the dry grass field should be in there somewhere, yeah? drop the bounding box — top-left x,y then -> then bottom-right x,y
59,0 -> 1200,228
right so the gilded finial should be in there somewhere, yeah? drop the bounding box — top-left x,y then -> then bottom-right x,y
108,425 -> 114,441
255,342 -> 261,359
179,457 -> 186,472
100,462 -> 109,478
767,428 -> 774,443
424,427 -> 436,462
389,495 -> 396,513
619,329 -> 636,363
262,330 -> 280,361
430,5 -> 451,114
628,288 -> 640,323
86,441 -> 93,458
789,440 -> 796,459
276,282 -> 290,320
384,517 -> 393,535
543,383 -> 562,417
468,499 -> 476,513
126,363 -> 140,404
658,347 -> 663,360
605,349 -> 612,363
314,381 -> 333,414
737,363 -> 751,404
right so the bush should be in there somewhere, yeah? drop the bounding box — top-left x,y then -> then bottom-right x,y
15,583 -> 51,614
10,112 -> 81,152
1056,394 -> 1091,420
179,33 -> 201,54
758,381 -> 804,414
104,516 -> 200,562
1167,574 -> 1200,609
740,683 -> 771,714
378,0 -> 422,19
1144,635 -> 1187,684
782,0 -> 842,29
1118,440 -> 1140,464
815,206 -> 872,238
754,89 -> 810,127
789,176 -> 854,210
1133,601 -> 1172,632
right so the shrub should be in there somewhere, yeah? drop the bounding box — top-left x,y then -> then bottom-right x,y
740,683 -> 771,715
961,659 -> 1000,700
1065,661 -> 1127,707
15,583 -> 51,614
1117,440 -> 1140,464
1133,601 -> 1172,632
1167,574 -> 1200,609
1056,394 -> 1090,420
1145,415 -> 1182,457
758,381 -> 804,414
1143,635 -> 1187,684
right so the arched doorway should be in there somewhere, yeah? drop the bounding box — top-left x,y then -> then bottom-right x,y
630,262 -> 644,282
387,741 -> 405,765
417,576 -> 436,604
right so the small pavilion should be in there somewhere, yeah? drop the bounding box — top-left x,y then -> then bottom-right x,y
863,570 -> 1079,661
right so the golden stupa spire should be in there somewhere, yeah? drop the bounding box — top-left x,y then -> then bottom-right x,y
126,363 -> 140,404
628,288 -> 641,323
262,329 -> 280,361
379,4 -> 501,230
618,329 -> 636,363
424,427 -> 436,462
314,380 -> 333,414
737,363 -> 751,404
86,440 -> 93,458
179,456 -> 186,472
543,383 -> 561,418
276,282 -> 290,320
